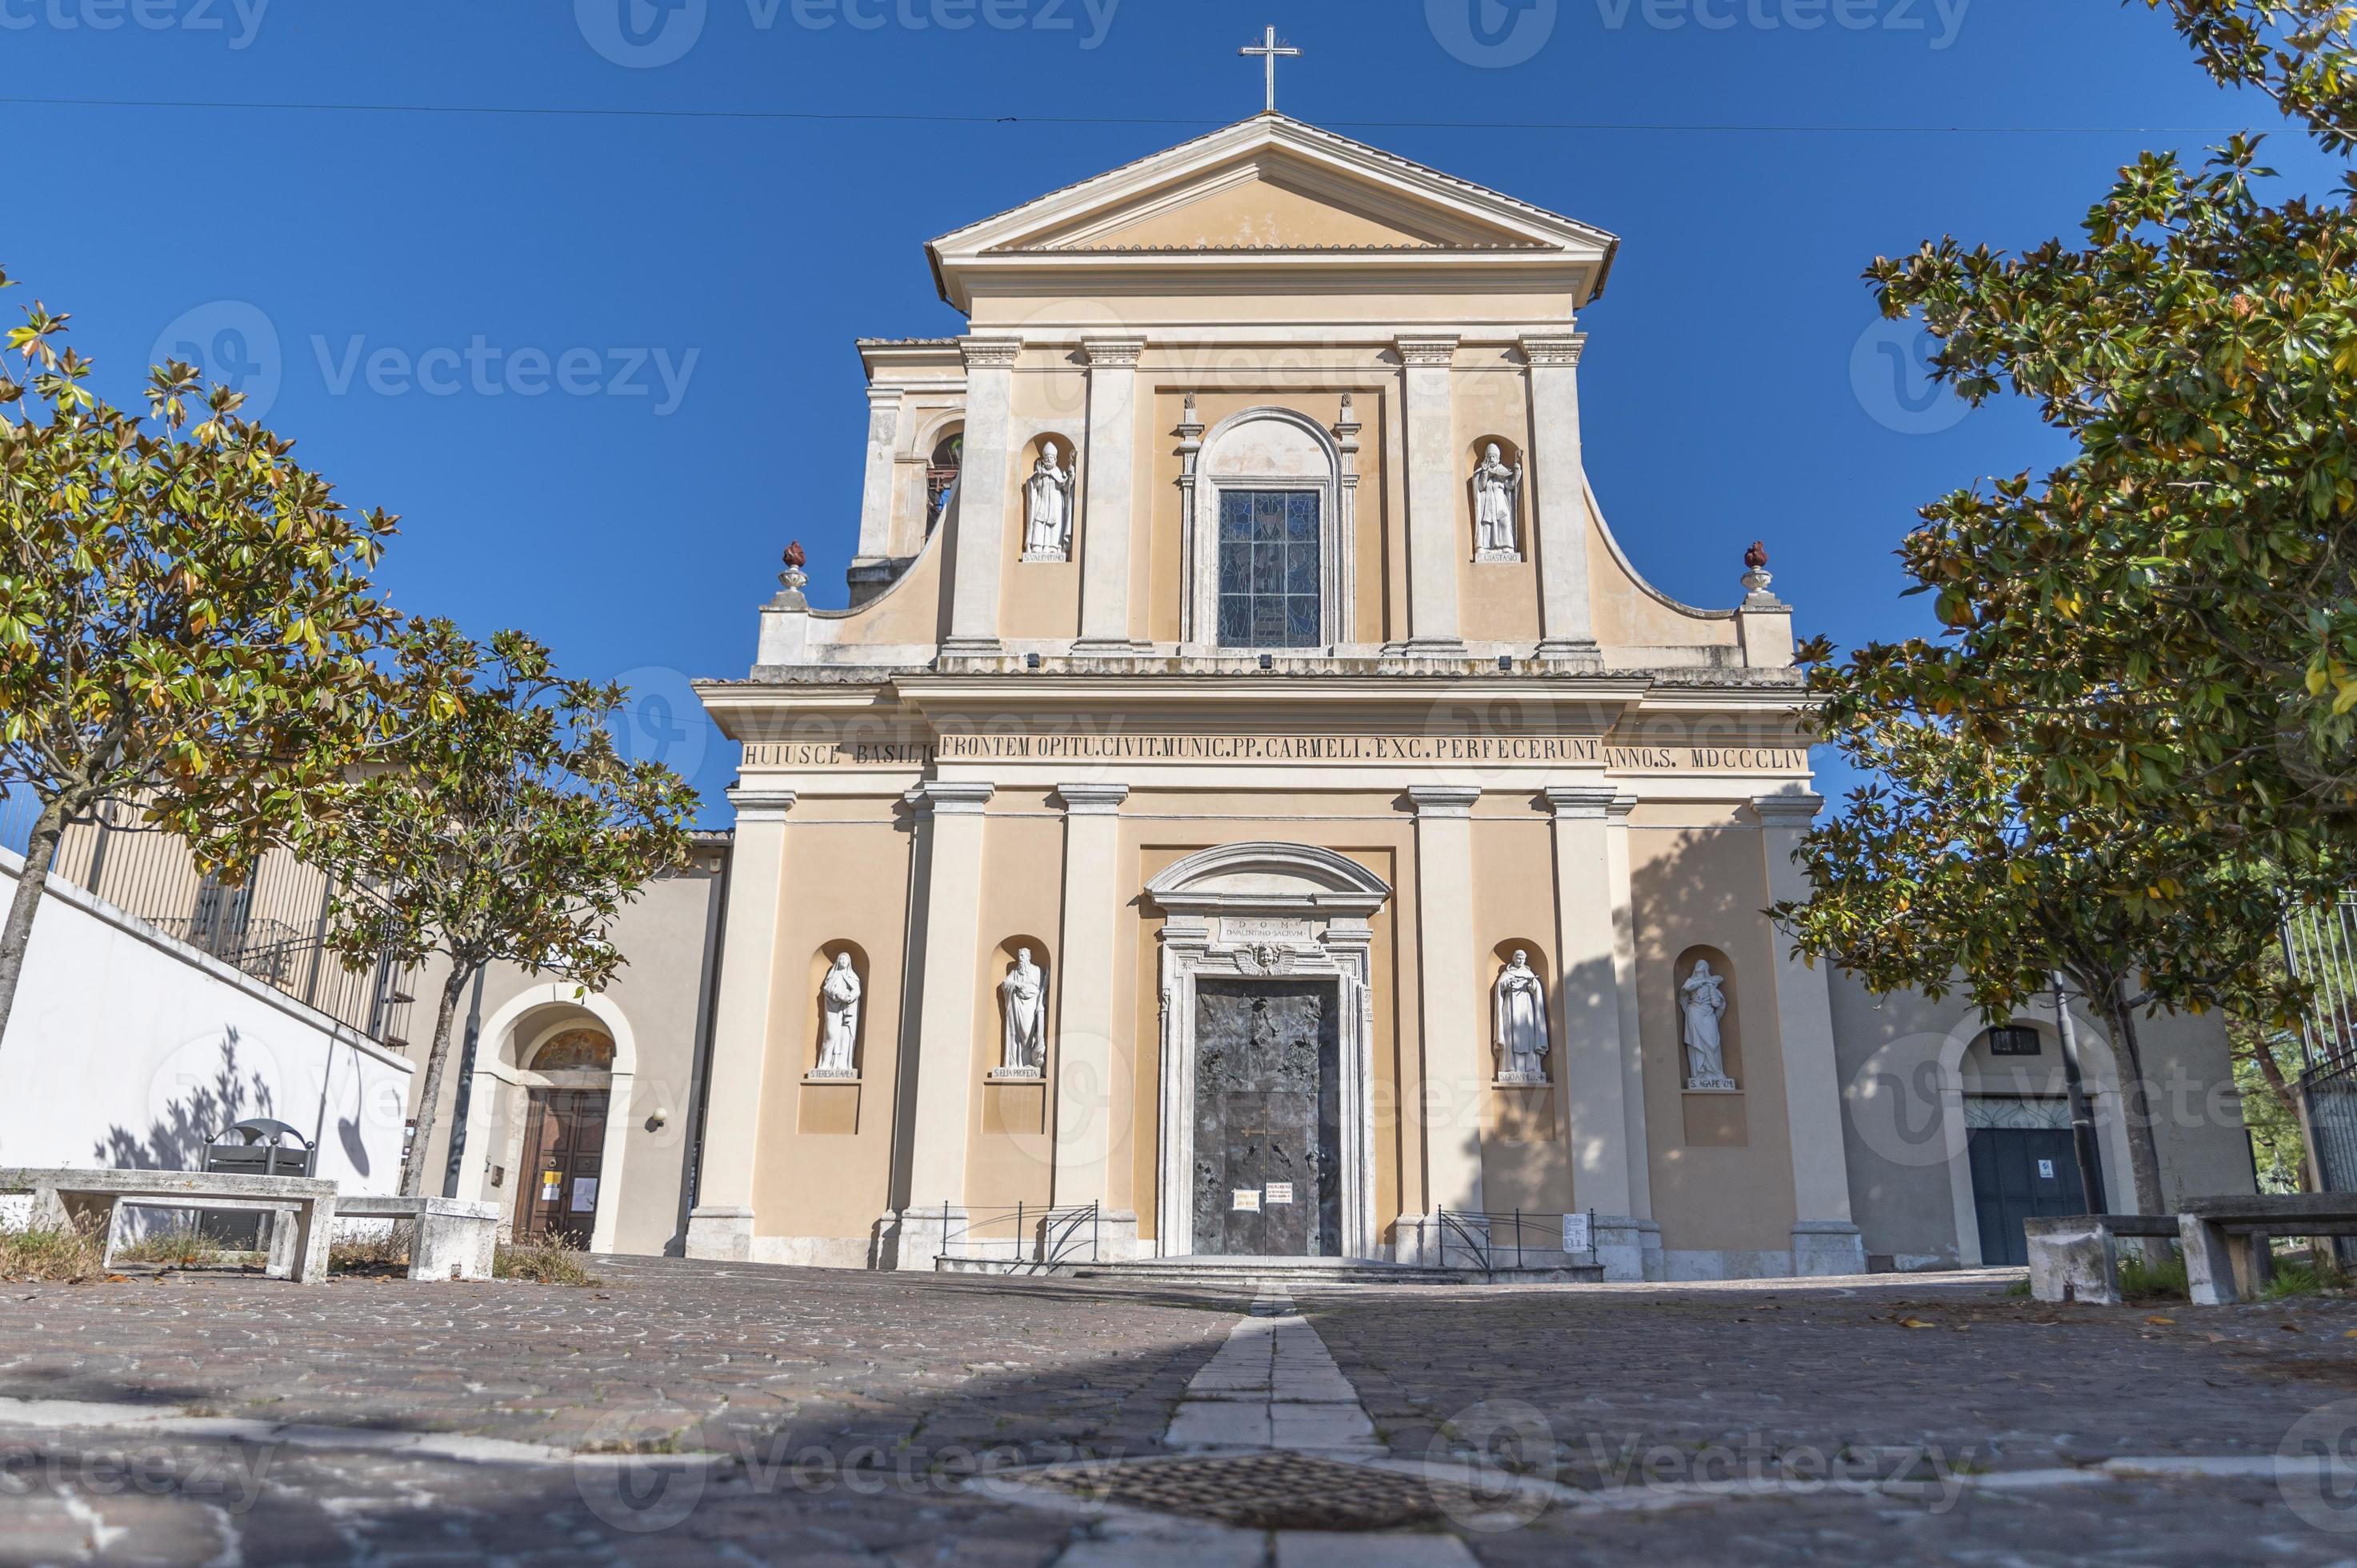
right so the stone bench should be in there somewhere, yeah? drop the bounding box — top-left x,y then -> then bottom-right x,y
2024,1214 -> 2180,1305
2179,1194 -> 2357,1306
0,1166 -> 338,1284
335,1196 -> 501,1282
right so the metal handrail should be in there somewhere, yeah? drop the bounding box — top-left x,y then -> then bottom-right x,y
932,1201 -> 1102,1274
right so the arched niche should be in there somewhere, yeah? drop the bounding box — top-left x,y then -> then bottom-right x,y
987,934 -> 1052,1078
1467,434 -> 1527,564
807,941 -> 870,1078
1180,406 -> 1355,651
1017,432 -> 1078,563
1489,937 -> 1553,1090
1673,945 -> 1743,1089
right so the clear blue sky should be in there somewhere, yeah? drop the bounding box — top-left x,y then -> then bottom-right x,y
3,1 -> 2337,822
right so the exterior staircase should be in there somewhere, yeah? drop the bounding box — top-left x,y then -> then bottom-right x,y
934,1254 -> 1604,1287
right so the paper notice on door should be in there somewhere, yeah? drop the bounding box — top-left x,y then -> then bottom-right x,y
1231,1190 -> 1262,1212
540,1171 -> 562,1201
2037,1160 -> 2056,1180
570,1178 -> 599,1212
1265,1182 -> 1295,1206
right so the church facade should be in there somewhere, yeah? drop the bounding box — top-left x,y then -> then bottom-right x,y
670,112 -> 2255,1281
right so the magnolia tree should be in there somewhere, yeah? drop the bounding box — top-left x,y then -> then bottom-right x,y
302,623 -> 697,1198
0,271 -> 398,1048
1781,1 -> 2357,1204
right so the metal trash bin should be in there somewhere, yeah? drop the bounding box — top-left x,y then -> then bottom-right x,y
195,1120 -> 318,1249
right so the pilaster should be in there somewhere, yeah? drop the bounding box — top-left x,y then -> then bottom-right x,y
943,338 -> 1020,655
1076,339 -> 1148,653
1396,336 -> 1465,654
853,383 -> 904,570
894,781 -> 995,1268
1050,783 -> 1137,1257
1755,791 -> 1866,1275
1523,334 -> 1600,664
686,787 -> 795,1262
1545,787 -> 1650,1280
1406,786 -> 1484,1234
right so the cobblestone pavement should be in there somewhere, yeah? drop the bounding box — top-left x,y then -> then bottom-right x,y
2,1261 -> 2355,1562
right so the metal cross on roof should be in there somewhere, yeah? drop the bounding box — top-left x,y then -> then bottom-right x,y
1240,26 -> 1301,114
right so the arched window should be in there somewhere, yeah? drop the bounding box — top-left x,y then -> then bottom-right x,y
926,430 -> 963,536
1183,407 -> 1352,650
531,1029 -> 616,1073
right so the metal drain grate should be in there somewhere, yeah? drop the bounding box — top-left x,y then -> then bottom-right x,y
1029,1450 -> 1457,1533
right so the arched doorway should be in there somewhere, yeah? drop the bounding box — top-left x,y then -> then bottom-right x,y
450,985 -> 641,1254
1144,842 -> 1391,1259
513,1028 -> 615,1246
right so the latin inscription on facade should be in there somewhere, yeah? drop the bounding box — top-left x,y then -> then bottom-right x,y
743,737 -> 1809,773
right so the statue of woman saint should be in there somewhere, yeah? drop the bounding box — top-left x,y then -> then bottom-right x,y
1023,442 -> 1074,560
1472,442 -> 1523,559
1492,950 -> 1550,1082
1679,959 -> 1733,1087
1001,948 -> 1046,1074
817,953 -> 862,1075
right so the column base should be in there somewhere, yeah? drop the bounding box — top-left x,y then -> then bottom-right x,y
1387,638 -> 1468,659
938,636 -> 1002,658
1591,1216 -> 1663,1282
1070,638 -> 1154,658
885,1205 -> 970,1272
1082,1209 -> 1142,1264
686,1206 -> 754,1262
1396,1212 -> 1491,1270
1791,1219 -> 1867,1278
1534,638 -> 1603,668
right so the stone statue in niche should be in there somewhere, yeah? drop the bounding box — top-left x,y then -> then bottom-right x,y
1023,441 -> 1074,561
1492,950 -> 1550,1083
998,948 -> 1046,1077
815,953 -> 861,1077
1472,442 -> 1523,562
1680,959 -> 1737,1090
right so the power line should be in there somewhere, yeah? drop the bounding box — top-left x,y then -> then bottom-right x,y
0,94 -> 2243,136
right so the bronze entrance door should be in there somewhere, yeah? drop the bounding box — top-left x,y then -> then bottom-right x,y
1191,979 -> 1342,1256
515,1089 -> 608,1245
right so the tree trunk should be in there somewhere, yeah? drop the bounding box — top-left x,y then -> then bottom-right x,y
2103,980 -> 2171,1216
2242,1030 -> 2301,1120
0,795 -> 69,1054
399,962 -> 475,1198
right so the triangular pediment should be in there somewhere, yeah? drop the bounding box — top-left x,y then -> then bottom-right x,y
926,114 -> 1618,310
1010,153 -> 1539,254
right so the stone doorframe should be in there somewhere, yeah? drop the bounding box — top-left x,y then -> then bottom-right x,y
1145,842 -> 1390,1259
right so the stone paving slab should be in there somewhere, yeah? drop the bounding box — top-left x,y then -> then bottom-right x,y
4,1262 -> 2357,1562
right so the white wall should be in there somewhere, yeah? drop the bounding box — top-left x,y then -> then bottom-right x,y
0,848 -> 414,1194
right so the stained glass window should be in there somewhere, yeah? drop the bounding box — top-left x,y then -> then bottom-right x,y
1216,490 -> 1321,649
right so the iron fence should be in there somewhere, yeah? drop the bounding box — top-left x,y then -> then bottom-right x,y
1,791 -> 415,1050
931,1202 -> 1102,1274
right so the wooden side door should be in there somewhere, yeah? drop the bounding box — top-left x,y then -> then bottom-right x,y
514,1090 -> 610,1245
